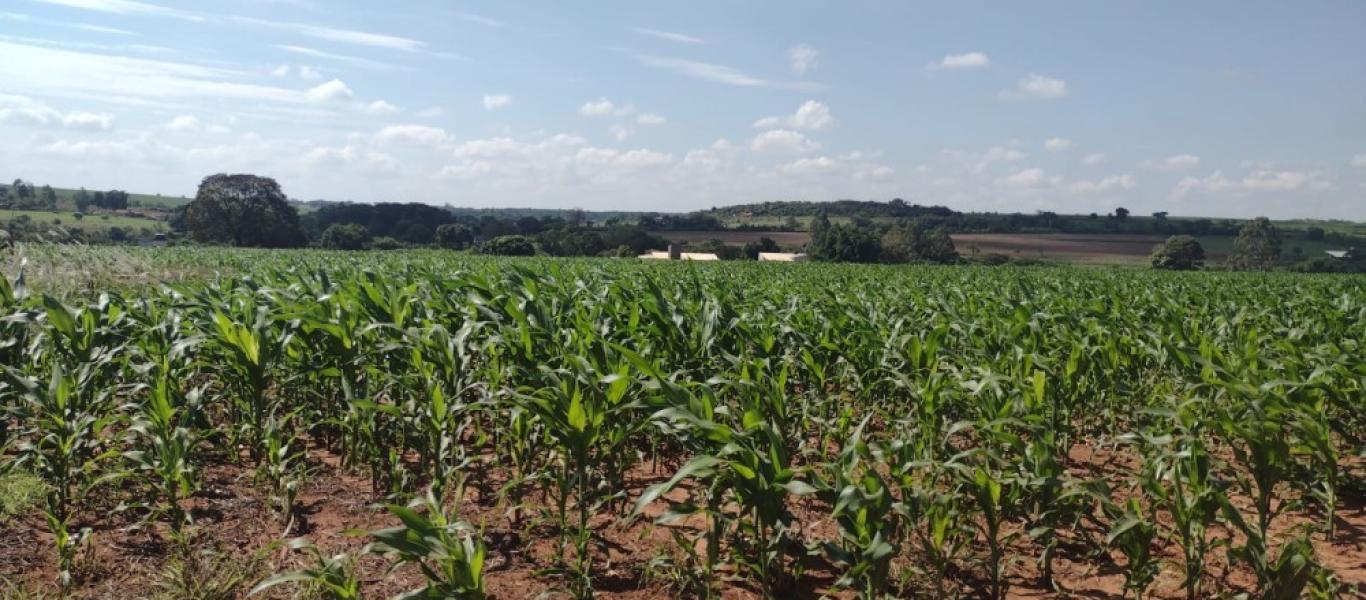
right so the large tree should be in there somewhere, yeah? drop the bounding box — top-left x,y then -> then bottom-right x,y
1229,217 -> 1281,270
182,174 -> 305,247
1150,235 -> 1205,270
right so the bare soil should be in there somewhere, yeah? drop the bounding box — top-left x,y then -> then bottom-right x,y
1,440 -> 1361,599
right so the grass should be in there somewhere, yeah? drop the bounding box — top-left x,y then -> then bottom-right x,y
0,209 -> 166,233
0,472 -> 48,520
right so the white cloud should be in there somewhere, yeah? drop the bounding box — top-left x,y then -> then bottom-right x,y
297,65 -> 321,81
1,41 -> 307,105
233,16 -> 429,53
304,144 -> 398,173
608,124 -> 634,141
1000,73 -> 1068,100
997,168 -> 1061,189
634,28 -> 704,44
750,129 -> 820,153
781,156 -> 839,175
305,79 -> 353,103
630,53 -> 820,90
0,94 -> 113,130
752,100 -> 832,131
454,13 -> 503,27
417,106 -> 443,118
40,138 -> 140,158
31,0 -> 203,22
482,94 -> 511,110
1172,169 -> 1331,199
270,64 -> 291,78
1144,154 -> 1201,170
636,113 -> 666,126
165,114 -> 200,131
579,97 -> 635,117
1068,174 -> 1136,194
930,52 -> 990,70
789,44 -> 818,75
1082,152 -> 1107,166
362,100 -> 399,114
1351,153 -> 1366,168
277,45 -> 395,70
69,23 -> 134,35
1043,137 -> 1073,151
375,124 -> 449,146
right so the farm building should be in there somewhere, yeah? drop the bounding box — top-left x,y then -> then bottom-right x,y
640,244 -> 721,261
1325,249 -> 1351,259
758,252 -> 808,262
639,251 -> 720,261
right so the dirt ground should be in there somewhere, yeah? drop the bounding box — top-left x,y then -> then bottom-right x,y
2,438 -> 1361,599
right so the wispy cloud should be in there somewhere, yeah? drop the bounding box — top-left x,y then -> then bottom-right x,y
277,45 -> 398,70
482,94 -> 511,110
235,16 -> 427,53
29,0 -> 204,21
3,11 -> 134,34
633,27 -> 704,44
928,52 -> 989,71
454,12 -> 503,28
630,53 -> 823,90
789,44 -> 818,75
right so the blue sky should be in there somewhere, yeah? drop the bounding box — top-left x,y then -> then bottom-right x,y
2,0 -> 1364,218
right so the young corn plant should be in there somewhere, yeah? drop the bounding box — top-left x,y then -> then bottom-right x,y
121,377 -> 200,535
366,489 -> 486,600
259,417 -> 306,536
206,306 -> 293,463
815,420 -> 900,599
249,538 -> 362,600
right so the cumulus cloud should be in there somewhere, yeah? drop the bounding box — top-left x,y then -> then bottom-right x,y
1068,174 -> 1136,194
166,114 -> 200,131
997,168 -> 1061,189
375,124 -> 449,146
1143,154 -> 1201,170
789,44 -> 818,75
1000,73 -> 1068,99
0,95 -> 113,130
1043,137 -> 1073,151
750,129 -> 820,153
1351,153 -> 1366,168
482,94 -> 511,110
930,52 -> 989,70
579,97 -> 635,117
752,100 -> 832,131
636,113 -> 666,126
1172,169 -> 1332,199
362,100 -> 399,114
305,79 -> 354,103
1081,152 -> 1107,166
781,156 -> 839,175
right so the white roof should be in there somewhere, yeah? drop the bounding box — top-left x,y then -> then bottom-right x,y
758,252 -> 808,262
1326,250 -> 1349,258
638,251 -> 721,261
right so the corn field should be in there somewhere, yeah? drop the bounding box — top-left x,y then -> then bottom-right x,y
0,247 -> 1362,599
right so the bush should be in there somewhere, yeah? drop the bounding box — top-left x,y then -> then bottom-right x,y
371,236 -> 404,250
319,223 -> 371,250
1151,235 -> 1205,270
434,223 -> 475,250
475,235 -> 536,256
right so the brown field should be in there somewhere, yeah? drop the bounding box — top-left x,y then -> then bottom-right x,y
659,231 -> 1200,265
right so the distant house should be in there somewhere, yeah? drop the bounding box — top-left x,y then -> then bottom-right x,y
758,252 -> 808,262
1325,250 -> 1350,259
639,250 -> 720,261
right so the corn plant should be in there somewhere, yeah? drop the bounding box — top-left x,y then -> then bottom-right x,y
249,538 -> 362,600
366,489 -> 486,600
815,420 -> 900,599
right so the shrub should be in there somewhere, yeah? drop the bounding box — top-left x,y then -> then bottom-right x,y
319,223 -> 371,251
474,235 -> 536,256
1151,235 -> 1206,270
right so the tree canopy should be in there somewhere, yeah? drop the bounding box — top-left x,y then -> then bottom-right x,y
182,174 -> 306,247
1150,235 -> 1205,270
1229,217 -> 1281,270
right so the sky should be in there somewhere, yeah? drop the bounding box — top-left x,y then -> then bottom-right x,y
1,0 -> 1364,219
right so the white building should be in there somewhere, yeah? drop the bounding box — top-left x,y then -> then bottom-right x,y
758,252 -> 809,262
